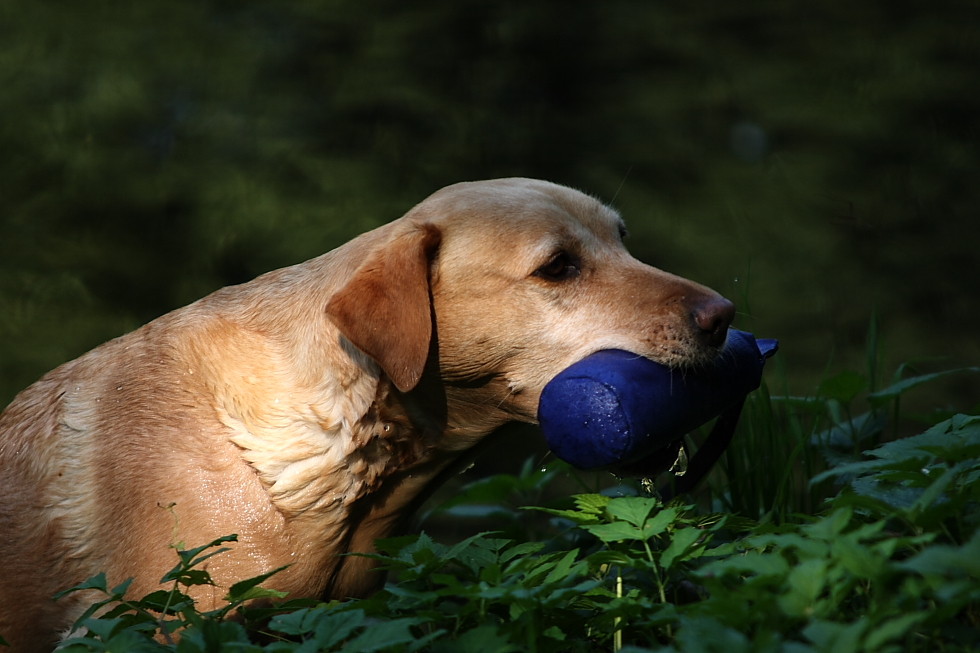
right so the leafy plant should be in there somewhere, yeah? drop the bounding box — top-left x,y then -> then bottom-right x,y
54,534 -> 291,651
711,316 -> 980,522
20,356 -> 977,652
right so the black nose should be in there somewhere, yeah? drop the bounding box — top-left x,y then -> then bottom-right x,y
693,296 -> 736,348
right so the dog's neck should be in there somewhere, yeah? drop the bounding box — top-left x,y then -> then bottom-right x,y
222,370 -> 438,522
203,292 -> 518,596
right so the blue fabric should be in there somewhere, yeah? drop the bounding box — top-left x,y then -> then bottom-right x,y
537,330 -> 778,469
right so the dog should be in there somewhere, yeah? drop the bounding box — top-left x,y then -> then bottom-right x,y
0,178 -> 734,650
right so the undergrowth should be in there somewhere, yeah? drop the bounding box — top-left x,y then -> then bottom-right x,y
8,352 -> 979,652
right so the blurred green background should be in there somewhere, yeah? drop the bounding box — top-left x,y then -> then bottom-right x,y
2,0 -> 979,414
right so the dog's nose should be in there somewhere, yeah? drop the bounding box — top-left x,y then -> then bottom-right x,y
693,296 -> 736,348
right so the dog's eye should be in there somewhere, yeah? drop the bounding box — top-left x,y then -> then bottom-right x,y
535,251 -> 581,281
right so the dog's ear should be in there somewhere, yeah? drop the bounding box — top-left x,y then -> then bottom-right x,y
326,223 -> 441,392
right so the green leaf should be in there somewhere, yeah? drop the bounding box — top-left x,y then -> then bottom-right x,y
748,532 -> 829,558
525,505 -> 597,524
580,503 -> 679,543
77,616 -> 127,641
445,531 -> 506,562
164,568 -> 215,587
845,477 -> 922,511
811,411 -> 886,455
542,625 -> 566,641
863,612 -> 930,650
54,637 -> 107,652
173,535 -> 237,568
897,530 -> 980,579
177,620 -> 252,651
642,507 -> 682,539
868,415 -> 980,463
433,625 -> 518,653
499,540 -> 546,564
228,584 -> 289,605
675,616 -> 751,653
697,551 -> 790,579
53,572 -> 114,600
605,496 -> 661,527
223,568 -> 290,606
543,548 -> 583,584
778,558 -> 828,617
574,493 -> 612,515
832,534 -> 885,579
869,367 -> 980,406
580,521 -> 646,543
102,629 -> 169,652
267,607 -> 316,637
908,463 -> 960,517
818,370 -> 868,403
802,617 -> 868,653
526,493 -> 619,526
586,549 -> 640,568
138,589 -> 195,614
272,608 -> 365,647
660,527 -> 702,570
339,618 -> 426,653
801,508 -> 853,541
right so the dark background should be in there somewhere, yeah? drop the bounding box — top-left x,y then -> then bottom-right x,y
3,0 -> 979,418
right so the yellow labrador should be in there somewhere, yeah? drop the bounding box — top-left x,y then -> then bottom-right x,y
0,178 -> 734,649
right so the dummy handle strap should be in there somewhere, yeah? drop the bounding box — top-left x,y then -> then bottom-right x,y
658,397 -> 746,501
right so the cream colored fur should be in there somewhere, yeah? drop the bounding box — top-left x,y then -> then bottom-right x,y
0,178 -> 733,650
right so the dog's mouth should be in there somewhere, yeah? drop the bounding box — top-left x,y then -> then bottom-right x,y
655,348 -> 724,374
639,327 -> 733,371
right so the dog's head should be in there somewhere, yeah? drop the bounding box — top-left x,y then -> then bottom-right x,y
327,178 -> 734,439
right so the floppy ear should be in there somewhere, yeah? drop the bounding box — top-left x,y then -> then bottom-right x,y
326,223 -> 441,392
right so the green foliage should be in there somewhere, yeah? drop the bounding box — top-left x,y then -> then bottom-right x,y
2,351 -> 969,650
43,430 -> 979,650
713,318 -> 980,521
51,535 -> 292,651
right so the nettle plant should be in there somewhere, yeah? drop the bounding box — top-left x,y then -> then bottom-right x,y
27,359 -> 980,652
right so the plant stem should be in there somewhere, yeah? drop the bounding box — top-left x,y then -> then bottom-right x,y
613,571 -> 623,652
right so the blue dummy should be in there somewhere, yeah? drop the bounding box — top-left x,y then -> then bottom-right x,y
538,329 -> 778,495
